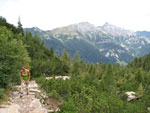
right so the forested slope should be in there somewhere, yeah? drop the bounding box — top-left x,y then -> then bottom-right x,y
0,17 -> 70,102
1,17 -> 150,113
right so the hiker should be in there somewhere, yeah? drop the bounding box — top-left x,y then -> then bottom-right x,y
20,65 -> 30,96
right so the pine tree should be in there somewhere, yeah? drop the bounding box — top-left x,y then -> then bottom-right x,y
101,63 -> 116,92
61,49 -> 71,74
96,62 -> 106,79
17,17 -> 24,35
49,46 -> 55,57
61,49 -> 71,67
71,52 -> 81,76
135,69 -> 143,83
72,52 -> 80,64
88,63 -> 97,80
137,83 -> 144,95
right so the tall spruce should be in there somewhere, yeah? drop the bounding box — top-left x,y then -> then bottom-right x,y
101,63 -> 116,92
61,49 -> 71,74
17,17 -> 24,35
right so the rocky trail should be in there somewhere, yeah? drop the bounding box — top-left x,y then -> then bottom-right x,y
0,81 -> 60,113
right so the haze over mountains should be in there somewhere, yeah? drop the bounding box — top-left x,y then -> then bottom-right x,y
24,22 -> 150,64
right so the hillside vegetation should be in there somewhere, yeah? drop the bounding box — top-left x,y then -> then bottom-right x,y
1,17 -> 150,112
0,17 -> 69,101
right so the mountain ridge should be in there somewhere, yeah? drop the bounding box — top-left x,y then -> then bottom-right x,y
24,22 -> 150,64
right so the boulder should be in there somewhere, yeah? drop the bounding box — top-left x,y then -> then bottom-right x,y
29,81 -> 38,89
11,91 -> 19,97
30,89 -> 41,93
147,107 -> 150,111
46,77 -> 53,80
46,76 -> 70,80
125,91 -> 141,101
55,76 -> 70,80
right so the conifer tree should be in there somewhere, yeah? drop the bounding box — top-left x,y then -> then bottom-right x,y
88,63 -> 97,80
101,63 -> 116,92
61,49 -> 71,67
71,52 -> 81,76
49,46 -> 55,57
61,49 -> 71,74
135,69 -> 143,83
96,62 -> 106,79
72,52 -> 80,63
17,17 -> 24,35
137,83 -> 144,95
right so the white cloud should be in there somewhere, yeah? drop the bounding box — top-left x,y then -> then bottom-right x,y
0,0 -> 150,31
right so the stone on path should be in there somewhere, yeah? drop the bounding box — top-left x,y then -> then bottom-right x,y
29,81 -> 38,89
30,89 -> 41,93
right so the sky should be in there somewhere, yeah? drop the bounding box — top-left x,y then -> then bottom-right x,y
0,0 -> 150,31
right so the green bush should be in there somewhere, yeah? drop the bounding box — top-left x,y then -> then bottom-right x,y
0,88 -> 5,99
58,99 -> 79,113
0,27 -> 30,88
47,89 -> 59,99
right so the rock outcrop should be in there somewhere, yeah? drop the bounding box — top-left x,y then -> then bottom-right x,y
125,91 -> 142,102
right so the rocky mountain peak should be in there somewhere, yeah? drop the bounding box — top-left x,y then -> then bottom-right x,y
101,22 -> 135,36
73,22 -> 97,32
136,31 -> 150,38
31,27 -> 43,32
102,22 -> 117,29
24,22 -> 150,64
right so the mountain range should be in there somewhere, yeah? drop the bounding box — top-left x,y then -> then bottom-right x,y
24,22 -> 150,64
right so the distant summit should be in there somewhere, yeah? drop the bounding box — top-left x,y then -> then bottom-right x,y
25,27 -> 43,34
101,22 -> 135,36
136,31 -> 150,38
24,22 -> 150,64
73,22 -> 97,32
30,27 -> 42,32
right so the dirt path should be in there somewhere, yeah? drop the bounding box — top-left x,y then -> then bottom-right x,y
0,81 -> 55,113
